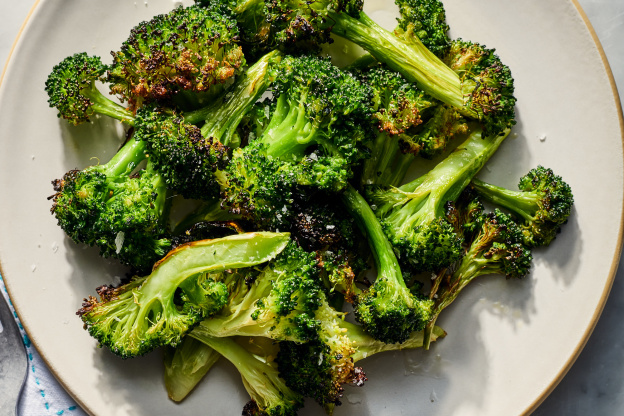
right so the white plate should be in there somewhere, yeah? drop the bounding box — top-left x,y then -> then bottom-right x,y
1,0 -> 622,415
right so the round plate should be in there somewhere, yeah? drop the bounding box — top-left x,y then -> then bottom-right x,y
1,0 -> 622,415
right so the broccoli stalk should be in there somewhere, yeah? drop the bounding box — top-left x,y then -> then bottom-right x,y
77,232 -> 291,359
366,126 -> 511,273
164,336 -> 221,402
45,52 -> 134,126
470,166 -> 574,247
50,136 -> 173,271
189,333 -> 304,416
424,200 -> 533,349
341,184 -> 434,344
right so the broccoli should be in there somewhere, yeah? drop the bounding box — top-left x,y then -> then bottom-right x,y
131,50 -> 282,200
218,54 -> 374,229
164,336 -> 221,402
193,242 -> 323,343
77,232 -> 291,358
276,306 -> 446,414
394,0 -> 451,58
341,184 -> 434,344
327,2 -> 516,137
366,126 -> 511,273
108,5 -> 245,108
354,63 -> 467,187
49,136 -> 172,271
45,52 -> 134,126
189,333 -> 304,416
424,193 -> 532,348
470,166 -> 574,247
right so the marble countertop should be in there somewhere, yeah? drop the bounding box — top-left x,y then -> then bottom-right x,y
1,0 -> 623,414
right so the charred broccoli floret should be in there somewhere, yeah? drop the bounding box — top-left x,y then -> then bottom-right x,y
45,52 -> 133,126
366,126 -> 510,273
424,193 -> 532,348
77,232 -> 291,358
470,166 -> 574,247
50,136 -> 171,271
341,185 -> 433,344
108,5 -> 245,108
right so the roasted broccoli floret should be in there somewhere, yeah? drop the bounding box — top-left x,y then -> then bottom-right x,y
470,166 -> 574,247
77,232 -> 291,358
341,184 -> 433,344
366,126 -> 510,273
190,333 -> 304,416
424,193 -> 532,348
276,308 -> 446,414
218,54 -> 374,228
108,5 -> 245,108
354,63 -> 467,187
193,242 -> 323,342
45,52 -> 133,126
394,0 -> 451,58
50,136 -> 171,271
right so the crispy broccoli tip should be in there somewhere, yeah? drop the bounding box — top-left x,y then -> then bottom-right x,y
108,5 -> 245,107
470,166 -> 574,247
45,52 -> 133,126
77,232 -> 291,358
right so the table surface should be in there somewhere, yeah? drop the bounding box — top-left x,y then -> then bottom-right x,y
1,0 -> 623,415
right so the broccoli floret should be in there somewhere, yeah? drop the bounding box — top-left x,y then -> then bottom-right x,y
77,232 -> 291,358
108,5 -> 245,108
164,336 -> 221,402
341,184 -> 433,344
470,166 -> 574,247
324,3 -> 515,137
354,63 -> 467,187
193,242 -> 323,342
190,333 -> 304,416
424,195 -> 532,348
394,0 -> 451,58
50,136 -> 172,271
276,307 -> 446,414
366,126 -> 510,273
45,53 -> 133,126
219,55 -> 374,228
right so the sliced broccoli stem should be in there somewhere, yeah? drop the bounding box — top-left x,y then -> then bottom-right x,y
341,184 -> 405,289
329,11 -> 468,117
470,177 -> 538,222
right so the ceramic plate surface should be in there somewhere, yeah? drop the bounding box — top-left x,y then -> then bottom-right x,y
1,0 -> 622,415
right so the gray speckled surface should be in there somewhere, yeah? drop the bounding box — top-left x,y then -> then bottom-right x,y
1,0 -> 623,414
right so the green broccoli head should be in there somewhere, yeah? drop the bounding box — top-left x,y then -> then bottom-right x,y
108,5 -> 245,107
78,232 -> 292,358
354,274 -> 433,344
45,52 -> 133,126
471,166 -> 574,247
443,39 -> 516,138
394,0 -> 451,58
50,138 -> 172,271
133,106 -> 230,200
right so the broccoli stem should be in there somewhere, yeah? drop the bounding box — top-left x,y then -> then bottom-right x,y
82,83 -> 136,125
329,11 -> 468,117
470,177 -> 538,222
360,131 -> 415,187
101,136 -> 147,177
184,50 -> 283,147
389,127 -> 511,236
341,184 -> 405,290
